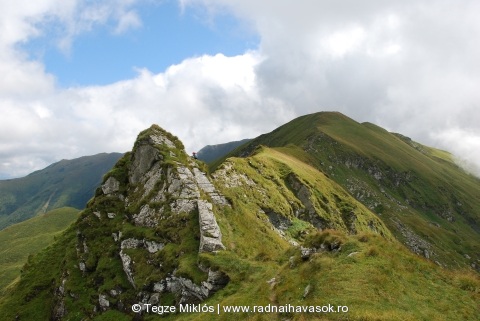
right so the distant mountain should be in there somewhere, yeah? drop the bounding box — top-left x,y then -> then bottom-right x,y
196,138 -> 251,163
1,115 -> 478,320
0,207 -> 79,296
0,153 -> 123,230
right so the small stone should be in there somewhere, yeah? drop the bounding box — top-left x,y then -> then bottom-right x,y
303,284 -> 311,298
98,294 -> 110,310
145,240 -> 164,253
300,247 -> 315,260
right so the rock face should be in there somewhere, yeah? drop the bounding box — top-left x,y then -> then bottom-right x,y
129,144 -> 163,185
102,177 -> 120,195
53,125 -> 230,318
152,268 -> 229,305
198,200 -> 226,252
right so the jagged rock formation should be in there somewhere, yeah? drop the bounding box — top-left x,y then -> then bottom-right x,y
49,125 -> 230,319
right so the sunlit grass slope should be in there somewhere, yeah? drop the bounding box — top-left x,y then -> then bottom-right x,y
0,207 -> 79,296
168,231 -> 479,321
228,112 -> 480,269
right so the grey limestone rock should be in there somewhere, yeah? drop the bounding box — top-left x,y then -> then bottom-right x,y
52,277 -> 68,320
152,268 -> 229,305
119,250 -> 135,288
193,168 -> 230,206
171,199 -> 197,214
142,162 -> 163,198
133,204 -> 160,227
150,133 -> 176,148
300,246 -> 316,260
102,176 -> 120,195
303,284 -> 311,298
98,294 -> 110,310
119,238 -> 166,288
198,200 -> 225,252
129,144 -> 162,185
145,240 -> 165,253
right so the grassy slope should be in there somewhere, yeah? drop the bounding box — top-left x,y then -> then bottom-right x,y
229,112 -> 480,269
168,232 -> 479,321
165,147 -> 480,321
0,153 -> 123,230
0,207 -> 79,296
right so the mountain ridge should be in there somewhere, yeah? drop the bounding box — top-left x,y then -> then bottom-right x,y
0,152 -> 123,230
196,139 -> 251,163
0,113 -> 478,320
227,112 -> 480,270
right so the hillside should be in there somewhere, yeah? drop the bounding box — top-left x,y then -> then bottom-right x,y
196,139 -> 251,163
0,118 -> 478,321
0,207 -> 79,296
0,153 -> 123,230
229,112 -> 480,270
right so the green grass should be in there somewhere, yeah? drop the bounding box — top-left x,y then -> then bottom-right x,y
272,231 -> 480,321
229,112 -> 480,269
0,207 -> 79,296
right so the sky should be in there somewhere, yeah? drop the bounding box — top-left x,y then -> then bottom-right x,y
1,0 -> 480,178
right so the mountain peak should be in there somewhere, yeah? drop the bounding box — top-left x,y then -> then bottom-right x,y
46,125 -> 231,317
135,124 -> 185,150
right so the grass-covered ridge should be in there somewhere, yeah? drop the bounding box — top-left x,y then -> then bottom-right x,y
230,112 -> 480,269
213,146 -> 393,244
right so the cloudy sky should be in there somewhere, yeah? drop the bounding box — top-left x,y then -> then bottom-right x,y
1,0 -> 480,178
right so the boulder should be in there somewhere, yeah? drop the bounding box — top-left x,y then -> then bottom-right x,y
102,177 -> 120,195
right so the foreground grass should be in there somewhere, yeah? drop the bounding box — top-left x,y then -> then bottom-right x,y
144,230 -> 479,321
0,207 -> 79,296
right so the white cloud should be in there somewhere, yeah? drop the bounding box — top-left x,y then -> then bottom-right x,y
181,0 -> 480,175
2,0 -> 480,179
114,10 -> 142,34
0,49 -> 295,178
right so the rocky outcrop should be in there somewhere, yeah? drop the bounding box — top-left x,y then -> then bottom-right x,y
193,168 -> 230,206
102,176 -> 120,195
391,218 -> 435,259
98,294 -> 110,311
52,276 -> 68,321
129,144 -> 163,185
112,127 -> 229,305
48,125 -> 231,318
212,161 -> 256,188
263,208 -> 292,231
153,268 -> 229,305
119,238 -> 165,288
198,200 -> 225,252
286,173 -> 330,229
